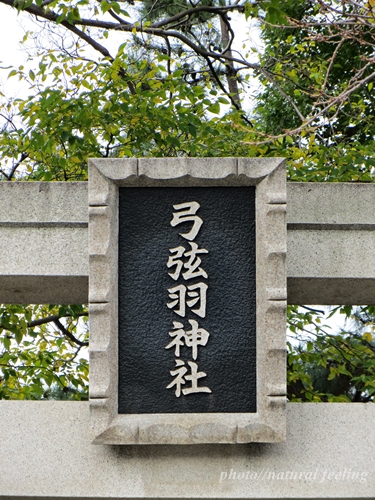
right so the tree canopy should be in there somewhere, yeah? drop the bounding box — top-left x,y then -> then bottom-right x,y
0,0 -> 375,401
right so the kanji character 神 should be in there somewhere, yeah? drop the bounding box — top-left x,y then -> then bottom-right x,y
165,319 -> 210,360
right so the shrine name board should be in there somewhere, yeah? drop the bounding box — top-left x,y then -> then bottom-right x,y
88,157 -> 286,445
118,187 -> 256,414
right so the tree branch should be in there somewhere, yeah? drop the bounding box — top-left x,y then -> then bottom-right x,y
28,312 -> 87,328
60,20 -> 114,60
0,112 -> 17,131
53,318 -> 89,347
7,152 -> 29,181
149,4 -> 244,29
0,0 -> 260,72
262,68 -> 306,123
0,168 -> 10,180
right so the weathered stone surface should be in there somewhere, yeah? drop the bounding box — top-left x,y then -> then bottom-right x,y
286,183 -> 375,303
287,182 -> 375,225
0,181 -> 88,223
89,158 -> 286,445
288,230 -> 375,278
0,275 -> 88,304
0,401 -> 374,499
238,157 -> 287,182
88,159 -> 137,205
138,157 -> 237,180
0,181 -> 88,304
1,175 -> 375,494
1,180 -> 375,304
288,277 -> 375,305
0,226 -> 88,303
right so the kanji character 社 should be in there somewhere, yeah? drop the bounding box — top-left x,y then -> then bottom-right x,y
166,360 -> 211,397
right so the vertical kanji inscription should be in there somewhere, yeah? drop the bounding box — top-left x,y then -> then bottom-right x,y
166,201 -> 211,397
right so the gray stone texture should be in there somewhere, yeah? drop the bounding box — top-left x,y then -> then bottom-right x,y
88,158 -> 286,445
287,182 -> 375,225
286,182 -> 375,304
1,179 -> 375,304
1,171 -> 375,495
0,181 -> 88,304
0,181 -> 88,223
0,401 -> 374,499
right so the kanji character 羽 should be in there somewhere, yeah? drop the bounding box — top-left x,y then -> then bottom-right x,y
167,282 -> 208,318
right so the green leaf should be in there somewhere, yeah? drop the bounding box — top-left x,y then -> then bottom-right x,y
265,6 -> 288,25
100,0 -> 111,13
56,13 -> 66,24
15,329 -> 23,345
81,80 -> 92,90
342,306 -> 352,317
207,102 -> 220,114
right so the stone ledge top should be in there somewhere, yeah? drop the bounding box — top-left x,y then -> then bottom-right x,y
0,181 -> 88,223
88,157 -> 286,187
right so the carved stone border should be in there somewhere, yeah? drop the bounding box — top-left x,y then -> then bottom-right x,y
88,157 -> 286,445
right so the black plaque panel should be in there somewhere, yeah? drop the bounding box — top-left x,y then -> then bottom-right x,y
118,187 -> 256,413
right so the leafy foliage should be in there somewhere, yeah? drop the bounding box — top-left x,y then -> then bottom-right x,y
0,304 -> 88,399
1,51 -> 248,181
0,0 -> 375,401
249,0 -> 375,181
288,306 -> 375,402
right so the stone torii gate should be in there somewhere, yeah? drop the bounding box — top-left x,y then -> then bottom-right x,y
0,158 -> 374,499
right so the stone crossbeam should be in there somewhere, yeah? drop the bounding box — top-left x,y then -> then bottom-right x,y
0,181 -> 374,304
0,401 -> 373,499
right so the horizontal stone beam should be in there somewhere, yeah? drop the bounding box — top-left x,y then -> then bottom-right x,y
287,183 -> 375,304
0,401 -> 374,499
0,182 -> 88,304
0,181 -> 374,304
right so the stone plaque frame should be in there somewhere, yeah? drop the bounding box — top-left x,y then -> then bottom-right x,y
89,157 -> 286,445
